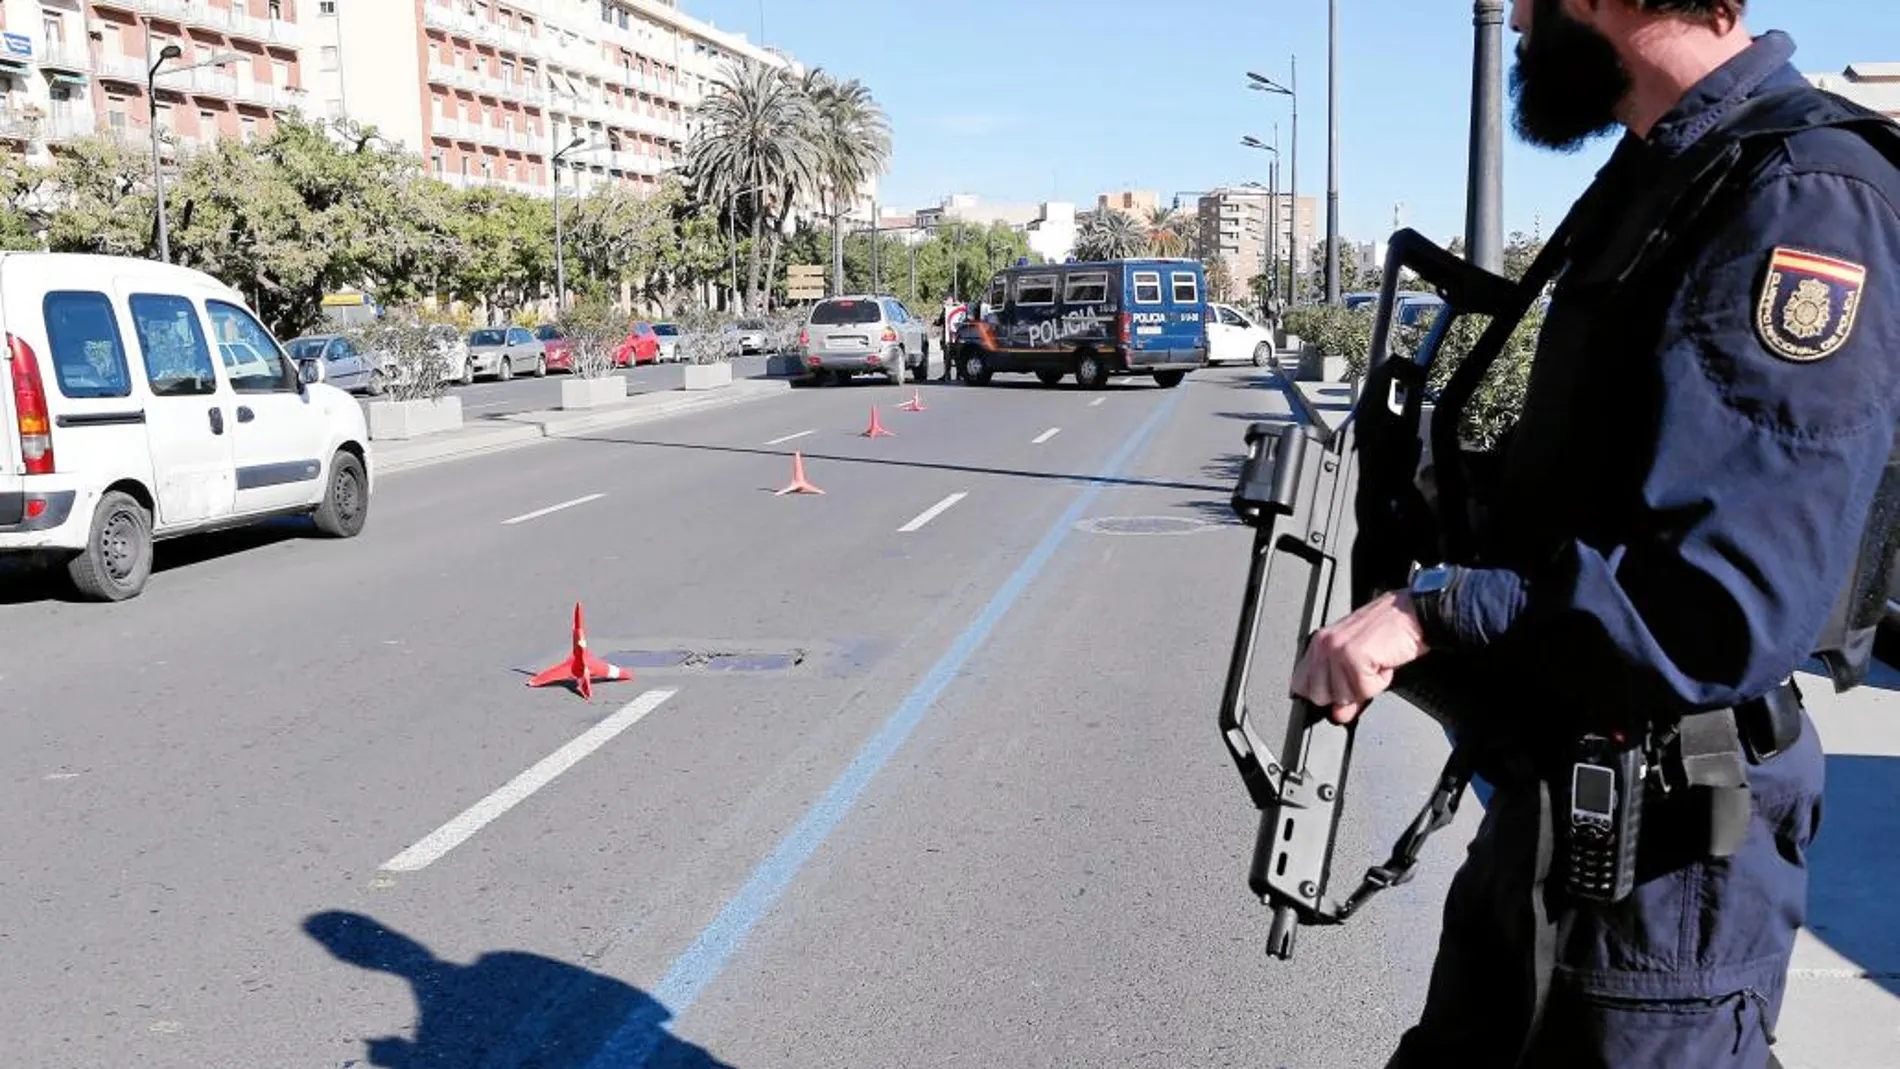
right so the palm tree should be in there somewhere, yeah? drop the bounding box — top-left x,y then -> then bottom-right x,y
804,72 -> 891,297
1144,207 -> 1191,258
688,59 -> 820,314
1074,206 -> 1149,261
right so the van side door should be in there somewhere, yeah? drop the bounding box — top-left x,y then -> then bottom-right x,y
118,286 -> 237,529
206,299 -> 328,514
29,288 -> 152,499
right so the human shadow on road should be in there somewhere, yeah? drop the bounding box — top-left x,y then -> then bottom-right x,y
568,436 -> 1227,495
1806,754 -> 1900,997
304,911 -> 735,1069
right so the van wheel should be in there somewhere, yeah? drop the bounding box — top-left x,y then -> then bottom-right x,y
68,490 -> 153,602
1252,342 -> 1274,368
1075,352 -> 1110,390
1154,370 -> 1187,388
960,349 -> 992,386
1036,370 -> 1064,387
314,452 -> 369,538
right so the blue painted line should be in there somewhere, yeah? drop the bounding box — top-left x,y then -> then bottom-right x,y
583,388 -> 1189,1067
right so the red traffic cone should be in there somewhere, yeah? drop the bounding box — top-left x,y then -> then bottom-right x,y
897,389 -> 925,412
774,451 -> 825,495
862,406 -> 895,438
527,601 -> 631,700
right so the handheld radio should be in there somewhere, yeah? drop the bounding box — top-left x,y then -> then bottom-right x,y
1563,734 -> 1647,904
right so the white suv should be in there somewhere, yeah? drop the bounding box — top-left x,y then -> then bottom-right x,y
0,254 -> 373,601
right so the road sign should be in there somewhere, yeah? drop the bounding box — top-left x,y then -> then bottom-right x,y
786,264 -> 825,301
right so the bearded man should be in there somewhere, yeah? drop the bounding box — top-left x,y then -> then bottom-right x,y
1287,2 -> 1900,1066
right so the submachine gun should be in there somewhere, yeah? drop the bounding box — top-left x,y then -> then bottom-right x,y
1215,228 -> 1547,960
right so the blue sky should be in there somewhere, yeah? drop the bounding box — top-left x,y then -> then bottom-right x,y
689,1 -> 1898,245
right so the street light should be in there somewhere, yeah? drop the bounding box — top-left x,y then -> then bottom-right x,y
145,27 -> 243,264
1325,0 -> 1341,307
551,135 -> 603,314
1240,133 -> 1281,316
1248,60 -> 1299,307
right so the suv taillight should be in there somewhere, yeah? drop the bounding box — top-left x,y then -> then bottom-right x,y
798,328 -> 809,348
9,333 -> 53,475
881,326 -> 898,343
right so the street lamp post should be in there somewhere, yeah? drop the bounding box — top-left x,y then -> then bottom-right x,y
144,26 -> 242,264
551,136 -> 585,314
1467,0 -> 1506,274
1240,136 -> 1281,318
1325,0 -> 1341,306
1248,57 -> 1298,307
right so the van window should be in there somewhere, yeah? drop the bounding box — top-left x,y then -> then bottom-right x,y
810,298 -> 880,325
1171,272 -> 1200,304
1064,272 -> 1110,304
206,300 -> 296,394
1014,274 -> 1057,306
43,291 -> 133,399
986,277 -> 1007,309
130,294 -> 217,397
1132,272 -> 1163,304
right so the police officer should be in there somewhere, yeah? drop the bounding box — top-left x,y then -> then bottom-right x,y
1289,2 -> 1900,1066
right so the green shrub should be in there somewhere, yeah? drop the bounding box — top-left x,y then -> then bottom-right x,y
1398,306 -> 1547,452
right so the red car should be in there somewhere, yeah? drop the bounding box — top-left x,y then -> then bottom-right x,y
613,322 -> 661,366
533,324 -> 574,372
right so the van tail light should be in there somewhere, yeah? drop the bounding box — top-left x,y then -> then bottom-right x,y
1118,312 -> 1131,346
881,326 -> 898,343
1202,307 -> 1214,324
9,334 -> 53,475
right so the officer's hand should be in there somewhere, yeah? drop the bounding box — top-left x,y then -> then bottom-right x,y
1290,591 -> 1429,725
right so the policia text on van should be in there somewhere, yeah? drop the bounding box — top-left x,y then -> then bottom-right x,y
950,258 -> 1209,389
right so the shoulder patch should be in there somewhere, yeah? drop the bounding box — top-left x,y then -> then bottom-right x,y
1755,246 -> 1867,362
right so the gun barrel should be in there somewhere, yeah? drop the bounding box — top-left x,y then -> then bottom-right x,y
1267,905 -> 1299,960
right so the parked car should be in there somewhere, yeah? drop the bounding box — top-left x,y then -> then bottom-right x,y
797,295 -> 935,385
287,333 -> 396,395
951,258 -> 1206,388
533,324 -> 575,373
652,322 -> 682,363
612,322 -> 661,367
1203,302 -> 1278,367
428,324 -> 474,385
0,252 -> 373,601
466,325 -> 547,381
730,318 -> 771,355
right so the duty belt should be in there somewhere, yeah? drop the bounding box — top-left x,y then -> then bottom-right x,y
1665,677 -> 1806,858
1735,677 -> 1805,764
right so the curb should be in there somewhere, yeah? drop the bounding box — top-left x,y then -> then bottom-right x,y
371,379 -> 791,476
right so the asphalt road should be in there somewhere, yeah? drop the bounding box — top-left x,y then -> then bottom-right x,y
357,355 -> 776,420
0,364 -> 1486,1067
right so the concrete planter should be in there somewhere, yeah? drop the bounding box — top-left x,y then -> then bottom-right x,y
560,375 -> 628,409
1294,346 -> 1348,383
367,396 -> 462,440
683,362 -> 733,391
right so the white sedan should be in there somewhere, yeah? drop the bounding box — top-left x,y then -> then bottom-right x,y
1204,302 -> 1278,367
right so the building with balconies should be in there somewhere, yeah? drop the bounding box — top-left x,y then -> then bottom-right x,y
0,0 -> 305,165
307,0 -> 872,221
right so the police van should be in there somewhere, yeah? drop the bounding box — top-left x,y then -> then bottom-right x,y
952,258 -> 1208,388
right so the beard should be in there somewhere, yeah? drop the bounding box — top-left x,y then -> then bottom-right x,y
1510,0 -> 1634,151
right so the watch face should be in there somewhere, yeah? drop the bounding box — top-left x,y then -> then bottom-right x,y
1413,565 -> 1453,595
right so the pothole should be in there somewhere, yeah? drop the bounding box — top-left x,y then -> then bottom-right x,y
1076,516 -> 1224,536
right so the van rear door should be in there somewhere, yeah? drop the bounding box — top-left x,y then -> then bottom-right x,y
1157,265 -> 1208,363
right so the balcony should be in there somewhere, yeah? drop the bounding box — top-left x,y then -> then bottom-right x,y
0,113 -> 37,141
431,116 -> 466,141
40,43 -> 93,72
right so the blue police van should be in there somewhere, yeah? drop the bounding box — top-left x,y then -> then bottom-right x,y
952,257 -> 1208,388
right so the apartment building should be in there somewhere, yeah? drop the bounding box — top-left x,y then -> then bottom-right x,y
306,0 -> 872,218
1195,187 -> 1317,291
1,0 -> 304,162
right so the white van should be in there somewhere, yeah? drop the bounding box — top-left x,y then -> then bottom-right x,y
0,254 -> 372,601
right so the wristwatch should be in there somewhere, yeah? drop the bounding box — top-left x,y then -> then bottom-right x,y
1407,563 -> 1460,645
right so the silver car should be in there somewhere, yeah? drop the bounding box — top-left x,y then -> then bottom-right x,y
798,295 -> 933,385
467,325 -> 547,381
653,322 -> 682,363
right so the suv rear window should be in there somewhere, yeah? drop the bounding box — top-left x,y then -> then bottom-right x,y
810,299 -> 880,325
43,291 -> 133,399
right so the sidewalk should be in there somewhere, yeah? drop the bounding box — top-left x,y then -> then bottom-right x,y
369,376 -> 792,475
1279,371 -> 1900,1068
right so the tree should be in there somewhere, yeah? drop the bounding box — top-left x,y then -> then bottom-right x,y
687,58 -> 821,316
1145,207 -> 1191,258
1074,206 -> 1148,260
804,72 -> 891,297
1204,256 -> 1235,303
41,135 -> 155,257
444,187 -> 551,324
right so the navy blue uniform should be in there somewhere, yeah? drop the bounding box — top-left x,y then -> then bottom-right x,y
1389,33 -> 1900,1067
